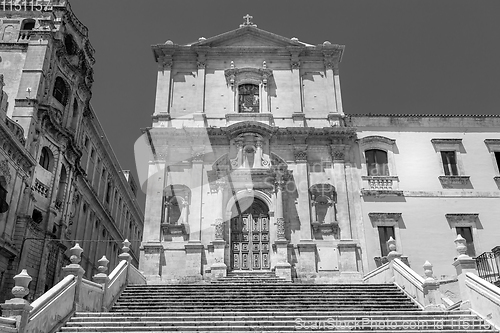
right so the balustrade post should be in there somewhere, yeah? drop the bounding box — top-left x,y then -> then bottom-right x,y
61,243 -> 85,311
452,234 -> 477,309
1,269 -> 33,333
422,261 -> 444,311
93,256 -> 109,311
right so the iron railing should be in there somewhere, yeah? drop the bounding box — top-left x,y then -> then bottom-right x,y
475,251 -> 500,287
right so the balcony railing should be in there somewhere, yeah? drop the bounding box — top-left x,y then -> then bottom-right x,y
475,251 -> 500,287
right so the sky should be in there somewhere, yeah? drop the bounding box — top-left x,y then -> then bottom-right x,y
69,0 -> 500,209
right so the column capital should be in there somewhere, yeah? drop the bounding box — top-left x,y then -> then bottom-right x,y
293,145 -> 308,162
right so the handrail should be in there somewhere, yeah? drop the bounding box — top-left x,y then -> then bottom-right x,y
108,260 -> 127,283
393,258 -> 425,290
29,275 -> 75,318
362,262 -> 389,282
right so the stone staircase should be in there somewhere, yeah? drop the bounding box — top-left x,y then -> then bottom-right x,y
59,274 -> 496,332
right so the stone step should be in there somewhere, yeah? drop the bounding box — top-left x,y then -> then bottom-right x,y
75,310 -> 471,317
62,319 -> 492,329
59,326 -> 495,332
57,283 -> 498,333
68,314 -> 485,323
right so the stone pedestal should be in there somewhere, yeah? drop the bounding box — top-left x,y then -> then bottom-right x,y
297,240 -> 317,281
139,242 -> 164,282
1,301 -> 32,333
211,240 -> 227,279
274,239 -> 291,281
337,240 -> 358,272
453,256 -> 477,309
184,241 -> 204,283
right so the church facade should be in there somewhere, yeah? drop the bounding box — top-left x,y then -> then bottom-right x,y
139,16 -> 500,283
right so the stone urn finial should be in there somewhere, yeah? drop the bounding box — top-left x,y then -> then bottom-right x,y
97,256 -> 109,274
11,269 -> 32,300
118,239 -> 132,263
423,260 -> 435,282
386,236 -> 402,262
69,243 -> 83,264
454,234 -> 469,259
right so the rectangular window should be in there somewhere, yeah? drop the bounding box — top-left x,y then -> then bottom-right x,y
495,152 -> 500,172
378,226 -> 395,257
441,151 -> 458,175
456,227 -> 476,257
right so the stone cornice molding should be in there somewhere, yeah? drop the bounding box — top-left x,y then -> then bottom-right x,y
484,139 -> 500,151
368,213 -> 402,225
445,213 -> 479,224
358,135 -> 396,147
431,138 -> 462,146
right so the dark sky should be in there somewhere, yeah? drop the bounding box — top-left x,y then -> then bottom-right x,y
69,0 -> 500,209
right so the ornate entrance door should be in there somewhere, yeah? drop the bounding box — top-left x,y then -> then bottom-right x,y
231,213 -> 270,270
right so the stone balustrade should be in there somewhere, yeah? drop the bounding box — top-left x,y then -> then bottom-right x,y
0,240 -> 146,333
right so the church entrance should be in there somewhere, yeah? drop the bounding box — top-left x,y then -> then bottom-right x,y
230,198 -> 270,271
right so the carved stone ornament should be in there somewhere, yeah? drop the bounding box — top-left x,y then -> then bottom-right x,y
0,159 -> 12,185
214,217 -> 224,240
294,149 -> 307,162
224,67 -> 273,89
330,146 -> 345,161
276,217 -> 285,240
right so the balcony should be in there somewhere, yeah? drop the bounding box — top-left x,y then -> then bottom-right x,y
361,176 -> 403,197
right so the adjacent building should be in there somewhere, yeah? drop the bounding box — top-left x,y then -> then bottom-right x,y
139,16 -> 500,283
0,1 -> 143,301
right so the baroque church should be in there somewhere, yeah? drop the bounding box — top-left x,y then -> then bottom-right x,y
0,1 -> 143,302
139,15 -> 500,284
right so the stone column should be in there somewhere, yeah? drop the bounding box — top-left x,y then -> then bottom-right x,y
139,160 -> 166,281
453,234 -> 478,309
210,178 -> 227,279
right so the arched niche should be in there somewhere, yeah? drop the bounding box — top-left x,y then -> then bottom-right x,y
309,183 -> 339,237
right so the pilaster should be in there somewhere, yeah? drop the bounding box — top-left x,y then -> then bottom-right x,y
154,53 -> 174,115
293,145 -> 312,241
140,160 -> 166,280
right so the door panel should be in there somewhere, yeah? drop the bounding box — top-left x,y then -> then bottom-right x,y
231,213 -> 270,270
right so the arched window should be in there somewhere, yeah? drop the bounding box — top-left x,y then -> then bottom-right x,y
21,19 -> 35,31
53,77 -> 69,106
64,35 -> 77,56
39,147 -> 54,171
365,149 -> 389,176
238,84 -> 259,113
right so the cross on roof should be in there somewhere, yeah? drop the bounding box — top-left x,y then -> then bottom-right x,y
240,14 -> 257,27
